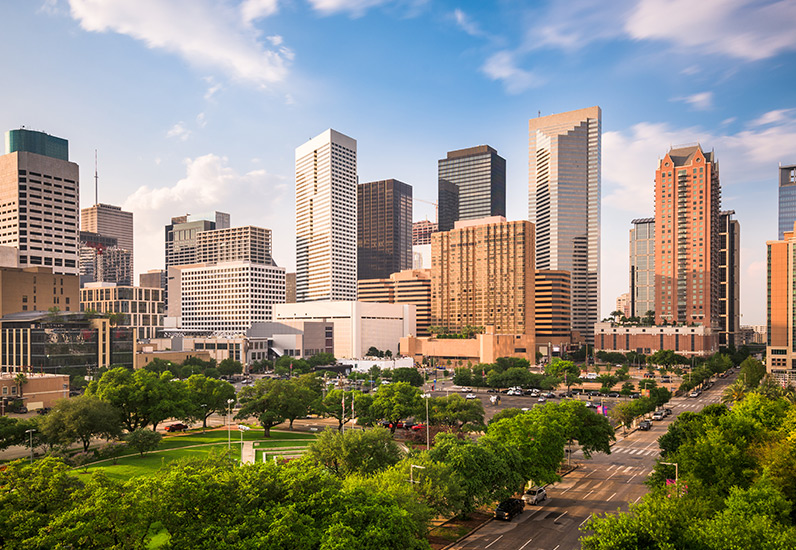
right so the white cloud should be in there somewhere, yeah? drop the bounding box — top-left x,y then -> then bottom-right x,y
67,0 -> 292,87
307,0 -> 391,17
196,112 -> 207,128
626,0 -> 796,61
203,77 -> 224,100
166,122 -> 191,141
480,50 -> 545,94
240,0 -> 278,23
452,8 -> 483,37
123,154 -> 289,275
750,108 -> 796,127
672,91 -> 714,111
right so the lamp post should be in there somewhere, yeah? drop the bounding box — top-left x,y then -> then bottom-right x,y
661,461 -> 679,496
227,398 -> 235,450
238,424 -> 250,458
421,393 -> 431,450
25,428 -> 36,463
409,464 -> 425,485
201,403 -> 207,433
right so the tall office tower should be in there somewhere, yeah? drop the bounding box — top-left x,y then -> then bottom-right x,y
767,223 -> 796,383
437,145 -> 506,232
357,179 -> 412,280
534,270 -> 571,346
412,219 -> 437,245
197,225 -> 274,265
358,269 -> 432,336
718,211 -> 740,348
79,231 -> 133,286
653,144 -> 721,327
0,129 -> 80,275
529,107 -> 601,343
164,212 -> 229,268
778,164 -> 796,239
629,217 -> 655,318
81,203 -> 134,257
432,216 -> 535,341
295,129 -> 357,302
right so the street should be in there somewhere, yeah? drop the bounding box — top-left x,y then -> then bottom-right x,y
446,373 -> 733,550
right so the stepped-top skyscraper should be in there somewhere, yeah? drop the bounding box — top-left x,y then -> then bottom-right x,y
438,146 -> 505,232
0,129 -> 80,275
529,107 -> 601,343
295,129 -> 357,302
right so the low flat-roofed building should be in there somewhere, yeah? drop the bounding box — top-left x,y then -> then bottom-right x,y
0,266 -> 78,316
400,326 -> 534,367
594,321 -> 718,357
135,349 -> 214,370
0,371 -> 70,411
358,269 -> 431,336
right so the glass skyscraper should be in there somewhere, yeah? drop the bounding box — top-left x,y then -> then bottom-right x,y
629,218 -> 655,319
779,164 -> 796,239
437,146 -> 505,232
357,179 -> 413,280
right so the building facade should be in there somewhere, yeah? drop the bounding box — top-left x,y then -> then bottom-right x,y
629,217 -> 655,318
654,145 -> 721,327
358,269 -> 432,336
80,203 -> 134,260
534,269 -> 571,346
295,129 -> 357,302
767,223 -> 796,383
0,129 -> 80,275
140,269 -> 167,291
357,179 -> 412,280
0,266 -> 78,315
528,107 -> 601,343
197,225 -> 274,266
438,145 -> 505,232
778,164 -> 796,240
79,231 -> 133,286
595,322 -> 717,357
165,212 -> 230,269
718,211 -> 740,348
80,282 -> 165,340
412,220 -> 437,245
432,217 -> 535,349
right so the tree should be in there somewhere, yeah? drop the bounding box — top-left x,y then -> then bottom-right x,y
306,352 -> 336,367
217,358 -> 243,377
722,378 -> 748,404
739,356 -> 766,388
323,389 -> 357,430
390,367 -> 424,387
369,382 -> 422,433
0,415 -> 29,451
554,400 -> 615,458
87,367 -> 190,431
366,346 -> 384,358
430,394 -> 485,429
39,395 -> 123,452
306,427 -> 401,477
185,374 -> 236,429
488,407 -> 524,425
620,381 -> 635,395
125,427 -> 162,457
14,372 -> 28,398
235,378 -> 286,436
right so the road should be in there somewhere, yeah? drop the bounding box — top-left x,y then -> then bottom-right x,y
447,373 -> 734,550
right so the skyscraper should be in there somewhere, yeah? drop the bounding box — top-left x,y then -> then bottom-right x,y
719,211 -> 740,348
778,164 -> 796,240
528,107 -> 601,342
767,222 -> 796,384
653,144 -> 721,327
412,220 -> 437,246
164,213 -> 229,269
295,129 -> 357,302
438,146 -> 505,232
357,179 -> 412,280
81,203 -> 134,256
629,217 -> 655,318
0,129 -> 80,275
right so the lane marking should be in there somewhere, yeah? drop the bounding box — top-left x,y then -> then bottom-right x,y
554,511 -> 568,522
634,496 -> 642,503
624,466 -> 634,473
485,535 -> 503,548
627,473 -> 638,484
607,464 -> 616,471
607,492 -> 617,501
518,538 -> 534,550
585,490 -> 594,498
553,546 -> 560,550
579,515 -> 592,527
607,471 -> 618,480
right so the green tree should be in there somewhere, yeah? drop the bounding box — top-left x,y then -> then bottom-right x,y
0,415 -> 29,451
390,367 -> 424,387
125,427 -> 162,457
370,382 -> 422,433
185,374 -> 236,429
722,378 -> 748,404
555,399 -> 615,458
430,394 -> 485,429
235,378 -> 286,437
739,356 -> 766,388
306,427 -> 402,477
323,389 -> 357,430
13,372 -> 28,399
38,395 -> 123,452
488,407 -> 524,425
307,352 -> 336,367
140,358 -> 173,374
217,358 -> 243,377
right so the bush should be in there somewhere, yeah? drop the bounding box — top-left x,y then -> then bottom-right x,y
125,428 -> 162,457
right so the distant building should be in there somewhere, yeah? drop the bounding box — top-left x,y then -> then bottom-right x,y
0,372 -> 70,411
718,211 -> 740,348
80,203 -> 134,267
358,269 -> 431,336
412,220 -> 437,245
594,322 -> 717,357
412,244 -> 431,269
629,217 -> 655,318
767,223 -> 796,383
285,272 -> 296,303
535,270 -> 571,347
139,269 -> 167,291
0,129 -> 79,274
197,225 -> 274,266
80,282 -> 165,340
438,145 -> 505,231
401,326 -> 529,367
0,266 -> 78,315
165,212 -> 229,269
79,231 -> 133,286
357,179 -> 412,280
295,129 -> 357,302
778,164 -> 796,240
616,293 -> 631,318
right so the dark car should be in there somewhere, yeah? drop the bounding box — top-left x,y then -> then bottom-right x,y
638,420 -> 652,431
165,423 -> 188,432
608,392 -> 620,398
664,408 -> 673,416
495,498 -> 525,521
629,393 -> 640,399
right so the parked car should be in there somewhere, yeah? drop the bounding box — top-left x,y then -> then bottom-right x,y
608,392 -> 620,398
543,392 -> 556,399
460,387 -> 472,393
537,396 -> 547,403
652,410 -> 665,421
495,498 -> 525,521
410,423 -> 425,432
165,423 -> 188,432
638,420 -> 652,431
629,393 -> 640,399
664,408 -> 673,416
522,486 -> 547,505
689,390 -> 700,398
465,393 -> 477,400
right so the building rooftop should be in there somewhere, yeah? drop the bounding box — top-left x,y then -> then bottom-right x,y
667,144 -> 714,166
631,217 -> 655,224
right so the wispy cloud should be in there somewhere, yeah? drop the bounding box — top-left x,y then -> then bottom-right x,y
67,0 -> 291,87
750,108 -> 796,127
307,0 -> 391,17
166,122 -> 191,141
451,8 -> 483,37
480,50 -> 545,94
672,91 -> 714,111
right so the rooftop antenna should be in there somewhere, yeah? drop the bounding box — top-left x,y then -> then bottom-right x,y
538,110 -> 541,117
94,149 -> 98,205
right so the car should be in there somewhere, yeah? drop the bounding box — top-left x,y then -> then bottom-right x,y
652,411 -> 665,421
584,401 -> 596,408
689,390 -> 700,398
585,372 -> 598,380
638,420 -> 652,431
403,421 -> 416,430
522,486 -> 547,505
559,392 -> 572,398
608,392 -> 620,398
465,393 -> 477,400
487,388 -> 499,393
495,498 -> 525,521
589,391 -> 600,397
410,423 -> 425,432
460,387 -> 472,392
664,408 -> 673,416
537,396 -> 546,403
543,392 -> 556,399
165,423 -> 188,432
629,393 -> 640,399
36,407 -> 52,415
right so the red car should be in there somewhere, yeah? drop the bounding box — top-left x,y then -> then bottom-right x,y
165,423 -> 188,432
410,423 -> 426,432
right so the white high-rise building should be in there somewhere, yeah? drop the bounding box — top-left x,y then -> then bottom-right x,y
529,106 -> 601,343
295,129 -> 357,302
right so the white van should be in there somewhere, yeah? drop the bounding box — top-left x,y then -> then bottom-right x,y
586,372 -> 598,380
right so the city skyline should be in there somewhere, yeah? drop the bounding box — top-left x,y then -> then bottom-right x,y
1,1 -> 794,324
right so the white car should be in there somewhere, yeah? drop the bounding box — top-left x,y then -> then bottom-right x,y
461,387 -> 472,393
689,390 -> 700,398
537,396 -> 546,403
465,393 -> 477,400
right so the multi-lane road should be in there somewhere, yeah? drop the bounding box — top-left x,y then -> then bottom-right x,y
446,373 -> 733,550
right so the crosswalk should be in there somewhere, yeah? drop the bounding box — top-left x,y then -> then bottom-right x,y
610,446 -> 658,456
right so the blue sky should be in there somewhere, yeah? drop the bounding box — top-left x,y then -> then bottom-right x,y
1,0 -> 795,325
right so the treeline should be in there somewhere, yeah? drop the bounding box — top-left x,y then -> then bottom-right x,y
0,399 -> 616,549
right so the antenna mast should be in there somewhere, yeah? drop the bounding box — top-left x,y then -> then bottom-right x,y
94,149 -> 98,205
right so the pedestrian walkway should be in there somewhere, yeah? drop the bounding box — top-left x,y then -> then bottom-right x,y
241,441 -> 255,464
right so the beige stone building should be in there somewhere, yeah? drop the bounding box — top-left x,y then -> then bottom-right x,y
80,282 -> 164,340
400,327 -> 529,367
0,372 -> 70,410
535,270 -> 571,350
0,266 -> 78,315
197,225 -> 274,265
358,269 -> 431,336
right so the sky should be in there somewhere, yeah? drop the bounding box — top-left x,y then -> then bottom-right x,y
1,0 -> 795,325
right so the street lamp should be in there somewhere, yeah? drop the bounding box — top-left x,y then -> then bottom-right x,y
25,428 -> 36,464
409,464 -> 425,485
421,393 -> 431,450
227,398 -> 235,450
201,403 -> 207,433
661,461 -> 679,496
238,424 -> 251,457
